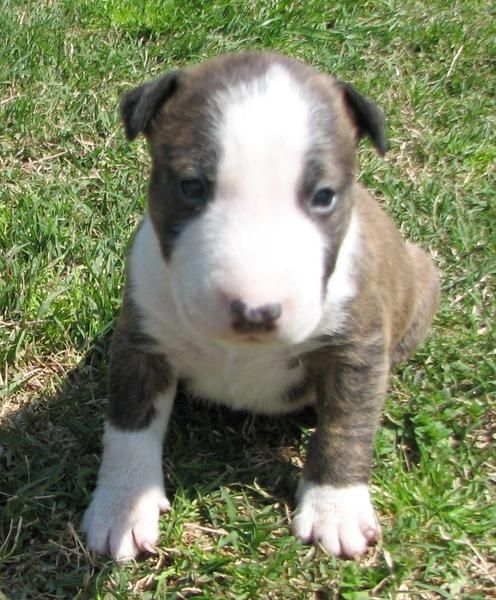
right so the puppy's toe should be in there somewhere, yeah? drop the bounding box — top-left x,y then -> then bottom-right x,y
82,484 -> 169,561
293,478 -> 380,559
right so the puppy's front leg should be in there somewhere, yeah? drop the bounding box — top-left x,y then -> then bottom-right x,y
293,350 -> 387,558
82,315 -> 176,561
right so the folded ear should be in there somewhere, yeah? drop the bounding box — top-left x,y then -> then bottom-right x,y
339,82 -> 387,156
121,71 -> 181,141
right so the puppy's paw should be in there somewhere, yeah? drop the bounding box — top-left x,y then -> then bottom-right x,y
292,479 -> 380,558
81,484 -> 170,561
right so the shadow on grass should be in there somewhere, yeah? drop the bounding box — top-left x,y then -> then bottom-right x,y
0,333 -> 313,599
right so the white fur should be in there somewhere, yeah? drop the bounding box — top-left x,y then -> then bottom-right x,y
81,389 -> 175,560
169,66 -> 327,346
292,478 -> 380,557
214,65 -> 311,204
129,210 -> 359,414
320,207 -> 359,335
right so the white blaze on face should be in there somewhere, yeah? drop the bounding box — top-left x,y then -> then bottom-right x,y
170,66 -> 328,344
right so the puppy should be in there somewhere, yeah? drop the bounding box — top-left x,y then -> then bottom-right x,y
82,51 -> 439,561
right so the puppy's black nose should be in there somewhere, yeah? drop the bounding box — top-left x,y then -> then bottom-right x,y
230,300 -> 282,333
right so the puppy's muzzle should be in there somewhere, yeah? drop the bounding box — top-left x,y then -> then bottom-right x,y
230,299 -> 282,333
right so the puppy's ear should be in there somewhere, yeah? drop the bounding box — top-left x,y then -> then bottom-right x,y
121,71 -> 181,141
339,82 -> 388,156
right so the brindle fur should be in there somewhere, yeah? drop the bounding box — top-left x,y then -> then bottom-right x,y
107,295 -> 172,430
300,186 -> 439,485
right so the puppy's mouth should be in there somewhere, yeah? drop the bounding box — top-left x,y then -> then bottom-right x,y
230,320 -> 277,335
228,325 -> 274,344
243,335 -> 264,343
218,321 -> 282,346
229,299 -> 281,338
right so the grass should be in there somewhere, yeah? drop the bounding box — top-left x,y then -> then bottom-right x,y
0,0 -> 494,597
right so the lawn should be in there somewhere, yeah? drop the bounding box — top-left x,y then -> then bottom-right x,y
0,0 -> 494,598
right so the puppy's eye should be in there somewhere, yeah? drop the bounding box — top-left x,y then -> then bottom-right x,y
179,178 -> 209,208
310,187 -> 337,215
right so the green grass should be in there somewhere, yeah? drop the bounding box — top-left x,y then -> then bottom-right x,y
1,0 -> 495,597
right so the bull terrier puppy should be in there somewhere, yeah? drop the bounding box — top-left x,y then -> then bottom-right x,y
82,51 -> 439,561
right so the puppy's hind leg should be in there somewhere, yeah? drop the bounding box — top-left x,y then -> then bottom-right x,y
392,244 -> 439,366
82,311 -> 176,561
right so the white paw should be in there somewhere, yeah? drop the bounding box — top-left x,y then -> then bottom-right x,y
81,484 -> 170,561
292,479 -> 380,558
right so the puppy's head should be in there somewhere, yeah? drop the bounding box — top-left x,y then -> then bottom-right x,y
122,52 -> 386,345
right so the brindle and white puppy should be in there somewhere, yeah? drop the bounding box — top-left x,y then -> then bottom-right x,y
82,51 -> 439,561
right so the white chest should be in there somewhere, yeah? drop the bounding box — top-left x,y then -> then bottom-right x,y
171,336 -> 310,414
